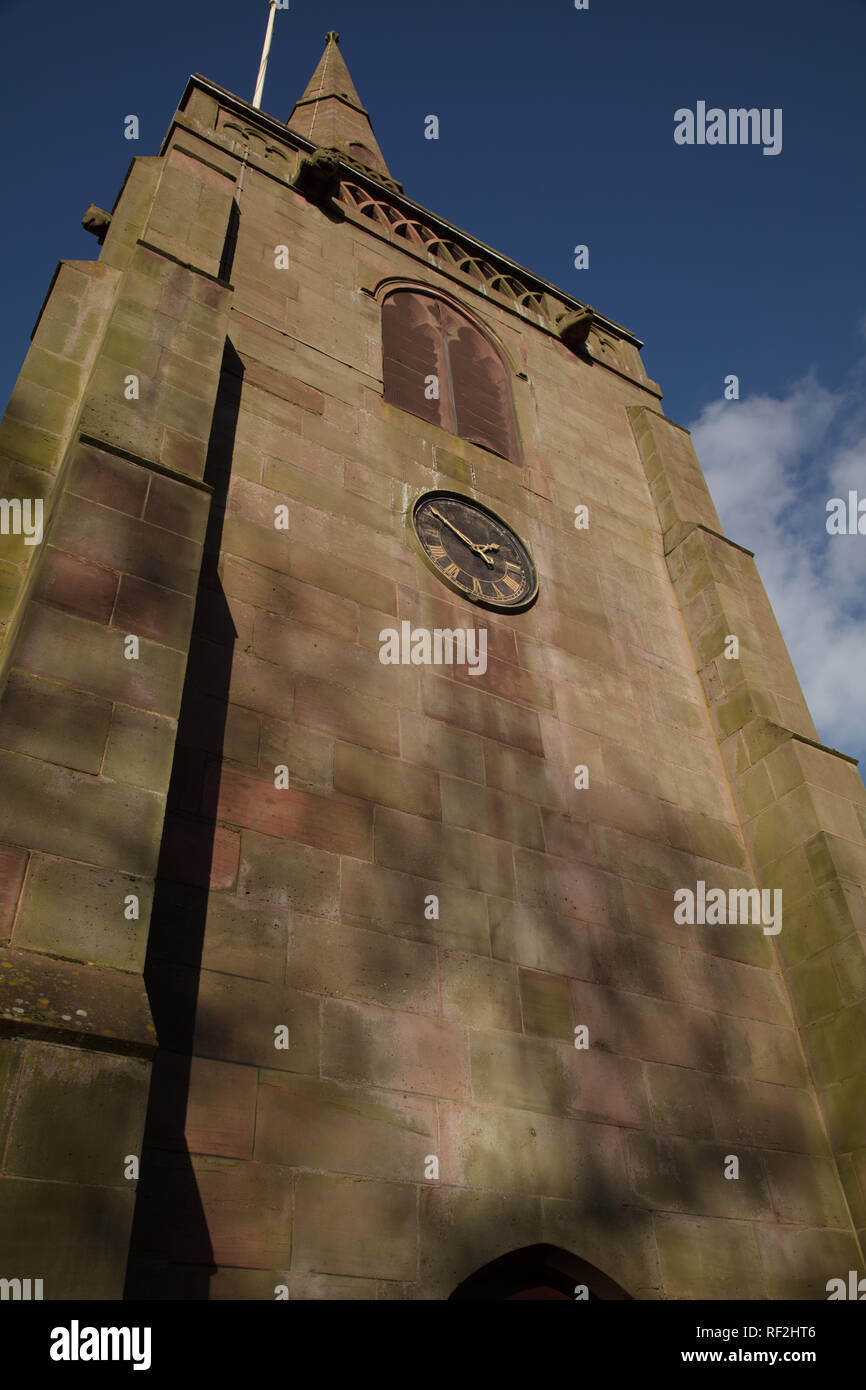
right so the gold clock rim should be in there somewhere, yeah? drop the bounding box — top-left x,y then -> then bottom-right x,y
408,489 -> 540,613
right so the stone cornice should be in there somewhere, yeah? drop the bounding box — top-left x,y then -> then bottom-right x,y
174,74 -> 645,352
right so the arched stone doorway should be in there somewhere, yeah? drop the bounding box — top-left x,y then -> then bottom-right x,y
449,1244 -> 633,1301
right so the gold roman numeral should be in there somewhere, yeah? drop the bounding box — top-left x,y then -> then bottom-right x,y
443,562 -> 460,580
471,576 -> 484,597
429,543 -> 448,559
501,573 -> 521,593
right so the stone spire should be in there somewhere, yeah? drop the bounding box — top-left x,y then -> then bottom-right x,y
287,31 -> 392,180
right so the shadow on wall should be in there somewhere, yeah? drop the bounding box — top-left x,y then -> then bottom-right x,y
124,340 -> 244,1299
117,309 -> 799,1301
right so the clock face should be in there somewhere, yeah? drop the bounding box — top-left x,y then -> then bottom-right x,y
412,491 -> 538,610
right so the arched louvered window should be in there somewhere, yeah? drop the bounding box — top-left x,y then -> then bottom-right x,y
382,291 -> 521,464
349,142 -> 378,168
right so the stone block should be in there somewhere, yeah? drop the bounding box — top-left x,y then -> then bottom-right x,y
16,604 -> 187,717
238,828 -> 340,917
294,675 -> 399,755
53,491 -> 202,596
654,1212 -> 764,1299
438,1102 -> 630,1204
293,1173 -> 417,1280
570,978 -> 727,1073
483,740 -> 569,811
0,748 -> 165,877
645,1062 -> 716,1139
515,849 -> 618,927
762,1150 -> 850,1228
422,673 -> 543,757
12,854 -> 152,971
439,951 -> 521,1030
0,1177 -> 135,1299
340,859 -> 489,954
288,913 -> 438,1013
0,1040 -> 24,1150
0,671 -> 111,773
321,997 -> 470,1100
148,1053 -> 256,1159
755,1225 -> 863,1300
255,1071 -> 436,1180
158,816 -> 239,891
334,742 -> 440,818
68,444 -> 148,516
144,471 -> 211,540
0,845 -> 28,942
488,897 -> 596,979
399,711 -> 484,782
149,883 -> 287,985
5,1042 -> 149,1186
34,547 -> 118,625
208,763 -> 372,858
805,998 -> 866,1087
157,966 -> 319,1074
626,1133 -> 772,1219
470,1031 -> 573,1115
375,807 -> 514,898
442,776 -> 543,849
112,574 -> 196,651
103,705 -> 177,794
519,969 -> 573,1039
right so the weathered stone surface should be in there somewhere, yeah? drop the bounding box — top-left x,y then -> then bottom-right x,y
293,1173 -> 417,1280
4,1042 -> 149,1186
322,998 -> 470,1099
288,914 -> 438,1013
341,859 -> 489,953
255,1072 -> 436,1180
439,1101 -> 630,1204
12,854 -> 152,971
2,55 -> 865,1303
0,1177 -> 135,1300
440,951 -> 521,1029
0,671 -> 111,773
0,948 -> 154,1054
654,1212 -> 765,1299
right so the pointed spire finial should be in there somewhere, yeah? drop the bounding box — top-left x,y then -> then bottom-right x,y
287,31 -> 395,183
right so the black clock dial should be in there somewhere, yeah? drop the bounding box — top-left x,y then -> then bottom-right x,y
412,491 -> 538,611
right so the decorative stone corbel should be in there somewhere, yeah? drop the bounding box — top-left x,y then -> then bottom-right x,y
293,148 -> 342,205
557,306 -> 595,353
81,205 -> 112,243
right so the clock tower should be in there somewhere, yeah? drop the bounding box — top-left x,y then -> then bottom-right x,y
1,32 -> 865,1301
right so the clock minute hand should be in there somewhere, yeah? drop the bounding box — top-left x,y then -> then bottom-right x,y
431,508 -> 498,567
430,507 -> 476,549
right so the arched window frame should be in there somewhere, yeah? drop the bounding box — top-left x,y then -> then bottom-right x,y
376,281 -> 524,467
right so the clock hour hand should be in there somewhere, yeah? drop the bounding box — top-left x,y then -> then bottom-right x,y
430,507 -> 499,567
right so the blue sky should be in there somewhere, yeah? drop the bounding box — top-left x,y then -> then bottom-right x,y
1,0 -> 865,761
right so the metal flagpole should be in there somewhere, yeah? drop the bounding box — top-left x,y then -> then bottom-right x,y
252,1 -> 278,110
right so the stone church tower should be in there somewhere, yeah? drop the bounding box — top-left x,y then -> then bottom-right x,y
1,33 -> 864,1301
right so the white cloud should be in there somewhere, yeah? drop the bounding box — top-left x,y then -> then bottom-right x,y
688,366 -> 866,759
